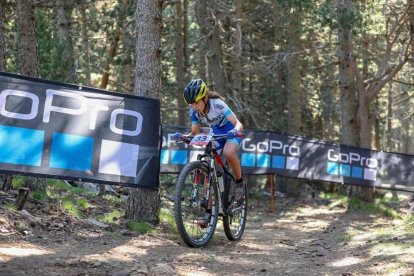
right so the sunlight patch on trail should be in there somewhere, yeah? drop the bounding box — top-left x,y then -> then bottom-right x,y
330,256 -> 363,267
0,247 -> 51,257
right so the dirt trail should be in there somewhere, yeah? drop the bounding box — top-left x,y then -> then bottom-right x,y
1,195 -> 414,276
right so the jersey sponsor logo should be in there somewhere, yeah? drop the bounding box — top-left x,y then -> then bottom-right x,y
214,103 -> 224,110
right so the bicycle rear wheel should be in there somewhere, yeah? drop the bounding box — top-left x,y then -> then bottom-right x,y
174,161 -> 219,248
223,176 -> 247,241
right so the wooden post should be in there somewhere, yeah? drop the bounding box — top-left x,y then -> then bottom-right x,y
269,174 -> 276,213
14,187 -> 30,211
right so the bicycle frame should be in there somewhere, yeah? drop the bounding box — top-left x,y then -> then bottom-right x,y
195,137 -> 235,216
174,132 -> 247,247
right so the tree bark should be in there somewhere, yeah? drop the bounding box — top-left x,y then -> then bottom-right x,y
80,0 -> 91,86
286,4 -> 302,198
56,0 -> 76,82
126,0 -> 162,224
0,1 -> 6,71
17,0 -> 45,191
100,0 -> 132,91
175,0 -> 187,126
233,0 -> 242,96
0,175 -> 12,191
337,0 -> 359,147
100,30 -> 120,88
272,1 -> 286,131
195,0 -> 230,96
17,0 -> 40,77
0,1 -> 12,191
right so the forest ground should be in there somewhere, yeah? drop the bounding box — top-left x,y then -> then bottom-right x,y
1,185 -> 414,276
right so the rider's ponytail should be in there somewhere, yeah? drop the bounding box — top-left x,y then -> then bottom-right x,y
207,90 -> 224,100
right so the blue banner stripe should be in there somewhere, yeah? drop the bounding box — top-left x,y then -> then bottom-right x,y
327,162 -> 339,175
170,150 -> 187,164
340,164 -> 351,177
257,154 -> 270,168
0,125 -> 44,166
50,133 -> 94,171
352,166 -> 363,179
272,155 -> 285,169
241,153 -> 255,167
160,150 -> 169,164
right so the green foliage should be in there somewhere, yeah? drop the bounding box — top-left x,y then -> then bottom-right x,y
46,179 -> 94,197
321,192 -> 403,219
278,0 -> 314,10
318,0 -> 366,30
404,215 -> 414,232
102,194 -> 126,205
32,190 -> 47,202
338,232 -> 352,242
160,207 -> 177,234
12,176 -> 25,189
98,210 -> 124,224
77,198 -> 89,209
127,221 -> 155,234
62,196 -> 89,218
62,198 -> 81,218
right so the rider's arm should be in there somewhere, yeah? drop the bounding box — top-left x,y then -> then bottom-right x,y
190,123 -> 201,136
216,98 -> 243,132
227,113 -> 243,132
189,107 -> 201,136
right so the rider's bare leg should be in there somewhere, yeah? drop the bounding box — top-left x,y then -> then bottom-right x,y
223,142 -> 242,180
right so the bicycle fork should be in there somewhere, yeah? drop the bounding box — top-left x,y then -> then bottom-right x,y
209,158 -> 225,216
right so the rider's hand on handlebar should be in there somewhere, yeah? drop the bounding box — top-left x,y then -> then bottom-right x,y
226,129 -> 238,139
172,132 -> 184,140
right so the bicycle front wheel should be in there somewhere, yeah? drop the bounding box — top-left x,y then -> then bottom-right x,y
174,161 -> 219,248
223,176 -> 247,241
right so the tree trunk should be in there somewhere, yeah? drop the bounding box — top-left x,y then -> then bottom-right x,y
233,0 -> 242,96
195,0 -> 230,96
126,0 -> 162,224
17,0 -> 40,77
337,0 -> 359,147
386,84 -> 393,151
286,4 -> 302,198
80,0 -> 91,86
100,30 -> 120,89
56,0 -> 76,82
99,0 -> 132,91
0,1 -> 6,71
336,0 -> 360,198
0,2 -> 12,191
408,0 -> 414,54
0,175 -> 12,191
272,1 -> 286,131
175,0 -> 187,126
17,0 -> 45,191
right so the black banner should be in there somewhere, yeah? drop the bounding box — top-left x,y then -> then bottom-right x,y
161,126 -> 414,192
0,72 -> 160,189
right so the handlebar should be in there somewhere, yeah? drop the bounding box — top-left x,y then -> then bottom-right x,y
173,132 -> 245,143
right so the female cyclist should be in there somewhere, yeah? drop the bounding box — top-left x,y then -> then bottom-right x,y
174,79 -> 246,226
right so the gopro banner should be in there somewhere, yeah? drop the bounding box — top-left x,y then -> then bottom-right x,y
161,126 -> 414,191
0,72 -> 160,189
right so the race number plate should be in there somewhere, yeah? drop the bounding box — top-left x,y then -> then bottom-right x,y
189,133 -> 212,146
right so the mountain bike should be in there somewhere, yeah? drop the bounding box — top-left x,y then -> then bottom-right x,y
173,131 -> 247,248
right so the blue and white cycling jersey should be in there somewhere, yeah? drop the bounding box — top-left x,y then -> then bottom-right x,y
189,98 -> 240,151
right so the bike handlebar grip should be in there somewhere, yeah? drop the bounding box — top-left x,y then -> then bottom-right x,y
172,132 -> 184,141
